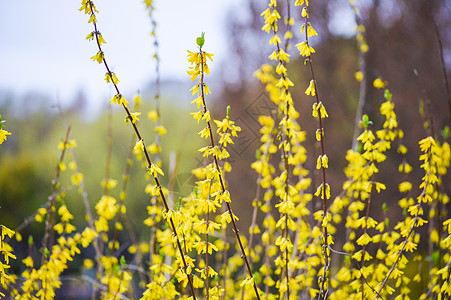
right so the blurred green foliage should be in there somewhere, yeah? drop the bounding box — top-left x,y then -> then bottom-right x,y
0,94 -> 203,239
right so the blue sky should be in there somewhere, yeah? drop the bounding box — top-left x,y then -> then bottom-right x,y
0,0 -> 239,112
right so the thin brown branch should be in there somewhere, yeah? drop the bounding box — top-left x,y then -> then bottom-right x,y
83,2 -> 197,297
197,48 -> 261,300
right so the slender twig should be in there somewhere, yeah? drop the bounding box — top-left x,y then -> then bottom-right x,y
299,5 -> 330,299
145,1 -> 162,165
350,2 -> 368,151
270,4 -> 295,297
221,202 -> 229,300
429,3 -> 451,125
284,0 -> 292,53
12,202 -> 50,239
245,113 -> 277,300
372,141 -> 434,299
263,198 -> 275,298
103,104 -> 113,197
41,126 -> 71,265
328,246 -> 383,300
111,134 -> 134,253
360,172 -> 375,299
144,1 -> 164,282
197,49 -> 261,300
248,121 -> 276,252
57,107 -> 104,294
205,179 -> 213,300
81,2 -> 197,298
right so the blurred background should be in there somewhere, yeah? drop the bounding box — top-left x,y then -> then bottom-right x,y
0,0 -> 450,269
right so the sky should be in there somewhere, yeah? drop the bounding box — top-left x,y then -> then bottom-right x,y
0,0 -> 239,113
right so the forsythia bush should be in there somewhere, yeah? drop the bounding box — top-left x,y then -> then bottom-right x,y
1,0 -> 450,299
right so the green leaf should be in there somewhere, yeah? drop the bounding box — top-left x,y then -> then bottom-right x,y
384,89 -> 392,101
442,126 -> 450,139
196,32 -> 205,48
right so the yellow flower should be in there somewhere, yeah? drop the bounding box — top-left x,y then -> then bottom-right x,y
354,71 -> 364,82
306,23 -> 318,37
360,43 -> 369,53
314,183 -> 331,200
373,78 -> 385,89
214,118 -> 230,133
191,96 -> 204,108
85,31 -> 95,41
0,129 -> 11,144
35,208 -> 47,223
147,143 -> 161,154
147,110 -> 159,121
194,221 -> 221,235
356,233 -> 372,246
96,195 -> 118,220
312,102 -> 328,119
83,259 -> 94,269
125,112 -> 141,125
201,110 -> 211,122
58,205 -> 74,223
58,162 -> 66,171
284,30 -> 293,40
203,51 -> 214,62
155,125 -> 167,135
22,256 -> 34,268
71,172 -> 83,187
134,139 -> 145,152
397,144 -> 408,155
186,50 -> 198,64
58,139 -> 77,150
91,51 -> 104,64
198,127 -> 210,139
81,227 -> 98,248
88,13 -> 97,24
191,111 -> 203,123
419,136 -> 435,153
240,276 -> 255,287
133,94 -> 141,106
316,129 -> 323,141
296,41 -> 315,57
104,71 -> 119,85
219,132 -> 233,146
399,181 -> 412,193
278,49 -> 290,62
1,225 -> 15,239
193,241 -> 219,255
276,77 -> 294,89
220,211 -> 238,224
190,84 -> 200,96
97,32 -> 107,45
305,80 -> 316,96
276,63 -> 287,75
109,93 -> 128,107
269,34 -> 282,46
101,178 -> 118,190
295,0 -> 307,6
301,7 -> 309,18
315,154 -> 328,169
148,163 -> 164,177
